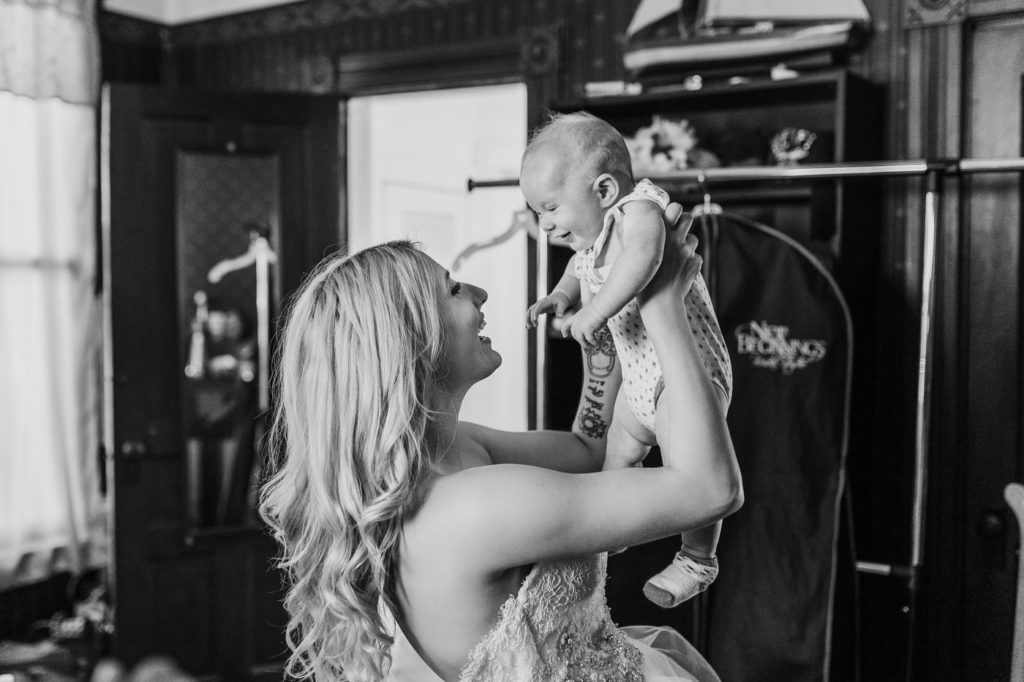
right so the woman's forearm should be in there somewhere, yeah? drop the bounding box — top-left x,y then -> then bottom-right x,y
641,289 -> 743,515
570,325 -> 622,467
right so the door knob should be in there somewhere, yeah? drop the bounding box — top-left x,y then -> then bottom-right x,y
119,440 -> 147,458
977,510 -> 1008,570
977,511 -> 1006,538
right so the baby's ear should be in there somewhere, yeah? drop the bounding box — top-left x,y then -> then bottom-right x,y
592,173 -> 620,208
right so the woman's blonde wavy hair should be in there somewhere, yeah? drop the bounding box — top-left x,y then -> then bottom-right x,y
260,240 -> 449,681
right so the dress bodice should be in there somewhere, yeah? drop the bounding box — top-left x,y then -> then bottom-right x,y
457,553 -> 644,681
388,551 -> 716,682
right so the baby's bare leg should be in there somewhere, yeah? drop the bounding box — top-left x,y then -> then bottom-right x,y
603,390 -> 654,471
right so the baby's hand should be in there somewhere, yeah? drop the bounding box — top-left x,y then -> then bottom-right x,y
526,291 -> 572,328
562,304 -> 608,347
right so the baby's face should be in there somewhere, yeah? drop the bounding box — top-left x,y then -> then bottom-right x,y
520,152 -> 605,252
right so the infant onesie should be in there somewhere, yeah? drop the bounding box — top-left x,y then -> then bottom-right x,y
574,179 -> 732,431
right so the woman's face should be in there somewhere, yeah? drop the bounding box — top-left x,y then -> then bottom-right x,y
436,264 -> 502,392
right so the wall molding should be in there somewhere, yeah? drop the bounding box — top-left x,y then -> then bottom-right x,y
334,26 -> 559,95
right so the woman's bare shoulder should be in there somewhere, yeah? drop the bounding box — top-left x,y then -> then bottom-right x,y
401,460 -> 534,578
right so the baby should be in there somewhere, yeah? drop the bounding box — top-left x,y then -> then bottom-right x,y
522,112 -> 733,608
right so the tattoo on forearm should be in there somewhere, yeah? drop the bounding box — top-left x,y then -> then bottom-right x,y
585,326 -> 617,379
578,391 -> 608,438
577,326 -> 617,439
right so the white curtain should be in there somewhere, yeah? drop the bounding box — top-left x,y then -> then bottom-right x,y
0,0 -> 104,589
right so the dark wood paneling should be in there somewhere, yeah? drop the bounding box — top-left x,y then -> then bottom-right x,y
101,1 -> 906,114
99,13 -> 167,84
955,16 -> 1024,682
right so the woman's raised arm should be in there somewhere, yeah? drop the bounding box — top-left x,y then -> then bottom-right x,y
436,208 -> 742,570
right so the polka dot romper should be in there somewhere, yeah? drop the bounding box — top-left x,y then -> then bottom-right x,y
575,179 -> 732,433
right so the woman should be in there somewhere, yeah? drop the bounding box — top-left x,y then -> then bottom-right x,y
259,204 -> 742,681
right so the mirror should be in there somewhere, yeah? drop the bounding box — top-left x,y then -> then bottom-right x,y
174,150 -> 281,529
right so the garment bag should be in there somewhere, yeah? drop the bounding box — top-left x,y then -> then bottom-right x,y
697,211 -> 855,681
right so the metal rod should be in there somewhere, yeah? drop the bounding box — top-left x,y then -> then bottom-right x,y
958,158 -> 1024,173
255,238 -> 271,412
856,561 -> 892,576
648,160 -> 932,181
468,178 -> 519,190
535,228 -> 549,430
467,157 -> 1024,190
912,173 -> 939,575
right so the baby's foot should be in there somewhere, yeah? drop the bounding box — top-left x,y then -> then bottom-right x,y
642,551 -> 719,608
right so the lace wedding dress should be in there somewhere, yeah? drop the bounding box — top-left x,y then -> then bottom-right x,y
387,553 -> 720,681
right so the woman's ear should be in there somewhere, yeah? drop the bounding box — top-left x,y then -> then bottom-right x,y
591,173 -> 620,208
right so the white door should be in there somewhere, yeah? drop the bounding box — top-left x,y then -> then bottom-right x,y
347,83 -> 528,431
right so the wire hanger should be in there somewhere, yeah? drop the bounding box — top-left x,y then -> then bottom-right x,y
690,172 -> 722,217
451,208 -> 538,271
207,220 -> 278,283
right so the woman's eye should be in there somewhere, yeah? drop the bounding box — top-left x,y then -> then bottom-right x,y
451,282 -> 462,295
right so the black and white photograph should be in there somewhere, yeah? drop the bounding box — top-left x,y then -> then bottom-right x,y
1,1 -> 1023,680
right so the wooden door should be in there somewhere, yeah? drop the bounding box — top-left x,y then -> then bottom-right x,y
102,84 -> 340,679
947,19 -> 1024,680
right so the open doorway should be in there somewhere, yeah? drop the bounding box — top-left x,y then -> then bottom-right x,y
347,83 -> 528,431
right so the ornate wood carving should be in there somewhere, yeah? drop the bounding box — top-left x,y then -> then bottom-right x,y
904,0 -> 968,28
520,25 -> 559,77
169,0 -> 476,47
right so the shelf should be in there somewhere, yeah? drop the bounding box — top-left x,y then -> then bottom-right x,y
559,69 -> 854,115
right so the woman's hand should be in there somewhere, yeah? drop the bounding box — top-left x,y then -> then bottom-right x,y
637,203 -> 702,309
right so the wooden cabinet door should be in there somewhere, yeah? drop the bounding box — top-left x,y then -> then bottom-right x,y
102,84 -> 340,679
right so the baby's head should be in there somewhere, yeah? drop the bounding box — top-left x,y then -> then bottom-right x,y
520,112 -> 635,251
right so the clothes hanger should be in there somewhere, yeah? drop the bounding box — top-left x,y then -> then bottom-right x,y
451,208 -> 539,271
690,172 -> 723,218
688,172 -> 722,289
207,221 -> 278,283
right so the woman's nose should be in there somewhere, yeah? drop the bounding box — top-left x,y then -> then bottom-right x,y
468,283 -> 488,306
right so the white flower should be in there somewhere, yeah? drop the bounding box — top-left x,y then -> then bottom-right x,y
626,115 -> 698,173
